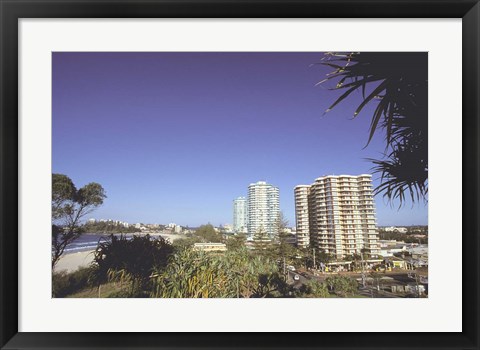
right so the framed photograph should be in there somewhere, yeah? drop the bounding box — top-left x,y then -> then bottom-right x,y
1,0 -> 478,349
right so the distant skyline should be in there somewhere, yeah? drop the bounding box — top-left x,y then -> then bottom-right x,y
52,52 -> 428,227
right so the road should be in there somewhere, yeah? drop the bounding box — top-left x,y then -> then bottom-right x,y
287,270 -> 309,288
286,269 -> 427,298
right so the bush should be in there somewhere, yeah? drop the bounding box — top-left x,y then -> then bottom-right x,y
325,276 -> 359,297
298,279 -> 330,298
153,249 -> 287,298
52,266 -> 94,297
93,234 -> 174,292
172,236 -> 202,252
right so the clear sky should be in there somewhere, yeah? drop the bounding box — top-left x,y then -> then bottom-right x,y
52,52 -> 428,227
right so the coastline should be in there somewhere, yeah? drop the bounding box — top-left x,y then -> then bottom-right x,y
55,250 -> 95,273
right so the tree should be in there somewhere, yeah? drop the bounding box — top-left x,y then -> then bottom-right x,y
92,234 -> 174,296
317,250 -> 333,264
298,279 -> 330,298
82,221 -> 140,234
319,52 -> 428,206
172,236 -> 203,252
226,233 -> 247,251
51,174 -> 106,268
273,213 -> 298,271
252,227 -> 273,256
195,224 -> 222,243
325,275 -> 359,297
275,213 -> 294,255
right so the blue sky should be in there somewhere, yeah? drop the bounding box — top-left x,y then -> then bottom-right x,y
52,52 -> 428,227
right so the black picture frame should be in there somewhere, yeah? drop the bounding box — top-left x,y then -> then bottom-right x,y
1,0 -> 479,349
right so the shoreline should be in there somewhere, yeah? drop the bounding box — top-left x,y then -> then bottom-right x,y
55,250 -> 95,273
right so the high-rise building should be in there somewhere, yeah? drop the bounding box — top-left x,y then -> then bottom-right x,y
247,181 -> 280,238
294,174 -> 380,258
233,197 -> 248,234
294,185 -> 311,248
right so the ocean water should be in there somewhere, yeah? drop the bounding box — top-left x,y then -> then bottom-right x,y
63,233 -> 134,253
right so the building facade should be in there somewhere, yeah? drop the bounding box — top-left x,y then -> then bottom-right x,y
233,197 -> 248,234
294,174 -> 380,258
294,185 -> 311,248
247,181 -> 280,238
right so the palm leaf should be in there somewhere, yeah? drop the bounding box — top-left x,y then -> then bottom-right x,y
353,80 -> 388,117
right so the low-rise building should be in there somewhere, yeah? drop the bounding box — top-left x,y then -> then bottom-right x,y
383,226 -> 408,233
193,243 -> 227,252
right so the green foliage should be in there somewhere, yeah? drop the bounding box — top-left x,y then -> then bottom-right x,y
297,279 -> 330,298
316,249 -> 334,264
195,224 -> 223,243
252,228 -> 274,256
172,236 -> 203,252
52,266 -> 95,298
83,221 -> 140,234
319,52 -> 428,206
153,249 -> 288,298
297,247 -> 333,269
226,233 -> 247,251
325,275 -> 359,297
52,174 -> 106,268
342,254 -> 361,262
106,289 -> 144,298
378,230 -> 428,244
274,213 -> 297,263
52,174 -> 76,220
93,234 -> 174,293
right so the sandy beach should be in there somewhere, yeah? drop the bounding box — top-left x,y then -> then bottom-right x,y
55,250 -> 95,273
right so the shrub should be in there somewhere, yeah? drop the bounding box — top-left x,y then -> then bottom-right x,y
325,275 -> 359,297
298,279 -> 330,298
93,234 -> 174,293
153,249 -> 287,298
52,266 -> 94,297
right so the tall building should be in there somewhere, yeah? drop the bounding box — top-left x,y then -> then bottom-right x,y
294,174 -> 380,259
233,197 -> 248,234
294,185 -> 311,248
247,181 -> 280,238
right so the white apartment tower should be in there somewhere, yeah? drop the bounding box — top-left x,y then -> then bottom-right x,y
233,197 -> 248,234
294,174 -> 380,258
294,186 -> 311,248
247,181 -> 280,238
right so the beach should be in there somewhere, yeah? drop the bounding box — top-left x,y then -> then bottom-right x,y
55,250 -> 95,273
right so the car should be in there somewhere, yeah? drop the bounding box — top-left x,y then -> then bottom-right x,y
294,274 -> 300,281
287,265 -> 296,271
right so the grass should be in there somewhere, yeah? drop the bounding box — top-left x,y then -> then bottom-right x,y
66,282 -> 132,298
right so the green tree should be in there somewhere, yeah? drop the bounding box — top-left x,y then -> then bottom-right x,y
51,174 -> 106,268
92,234 -> 174,296
252,227 -> 273,256
172,236 -> 203,252
296,247 -> 312,269
82,221 -> 140,234
302,247 -> 333,268
274,213 -> 296,263
319,52 -> 428,206
226,233 -> 247,251
325,275 -> 359,297
195,224 -> 222,243
298,279 -> 330,298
